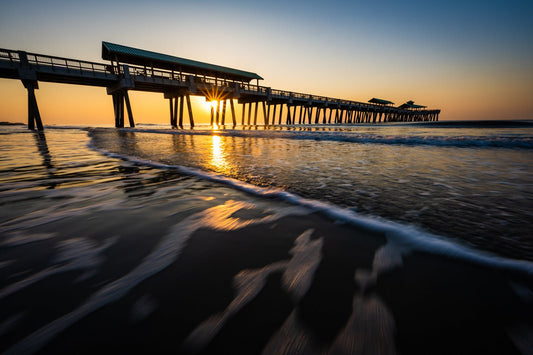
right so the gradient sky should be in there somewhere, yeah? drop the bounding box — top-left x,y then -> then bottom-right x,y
1,0 -> 532,124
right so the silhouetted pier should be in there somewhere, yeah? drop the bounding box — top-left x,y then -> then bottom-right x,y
0,42 -> 440,130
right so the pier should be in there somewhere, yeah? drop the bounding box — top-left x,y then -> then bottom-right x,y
0,42 -> 440,130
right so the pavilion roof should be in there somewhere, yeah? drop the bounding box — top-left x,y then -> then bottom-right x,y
102,41 -> 263,82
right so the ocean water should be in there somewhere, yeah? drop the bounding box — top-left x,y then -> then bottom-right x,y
1,122 -> 532,354
91,122 -> 533,261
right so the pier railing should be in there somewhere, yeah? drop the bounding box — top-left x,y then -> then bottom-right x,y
0,48 -> 116,79
0,48 -> 20,64
0,47 -> 419,112
27,53 -> 112,76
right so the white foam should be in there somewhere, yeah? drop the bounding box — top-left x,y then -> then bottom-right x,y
6,200 -> 307,354
1,232 -> 56,247
183,228 -> 324,353
96,127 -> 533,149
282,229 -> 323,301
0,237 -> 116,300
87,138 -> 533,277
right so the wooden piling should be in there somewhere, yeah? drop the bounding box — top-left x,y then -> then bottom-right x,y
186,94 -> 194,128
222,99 -> 227,126
124,90 -> 135,128
230,99 -> 236,126
173,96 -> 178,128
247,102 -> 252,125
216,100 -> 221,125
169,97 -> 174,127
179,95 -> 185,128
25,83 -> 43,131
262,101 -> 267,125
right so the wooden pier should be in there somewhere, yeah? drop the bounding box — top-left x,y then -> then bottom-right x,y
0,42 -> 440,130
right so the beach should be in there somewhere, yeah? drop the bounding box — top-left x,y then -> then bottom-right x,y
1,124 -> 532,354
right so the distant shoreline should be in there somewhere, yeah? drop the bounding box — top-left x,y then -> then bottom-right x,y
401,119 -> 533,128
0,122 -> 24,126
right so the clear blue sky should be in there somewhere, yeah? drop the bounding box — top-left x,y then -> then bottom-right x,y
1,0 -> 532,123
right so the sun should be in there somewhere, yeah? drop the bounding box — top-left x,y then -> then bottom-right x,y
203,99 -> 219,112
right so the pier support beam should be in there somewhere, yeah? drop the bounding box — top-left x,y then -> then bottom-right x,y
230,99 -> 236,126
254,102 -> 259,125
222,99 -> 227,126
179,95 -> 185,128
262,101 -> 268,125
186,94 -> 194,128
113,92 -> 125,128
23,81 -> 44,131
216,100 -> 221,126
169,97 -> 175,128
124,91 -> 135,128
110,89 -> 134,128
173,97 -> 178,128
247,102 -> 252,125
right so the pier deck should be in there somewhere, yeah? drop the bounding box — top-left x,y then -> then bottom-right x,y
0,43 -> 440,130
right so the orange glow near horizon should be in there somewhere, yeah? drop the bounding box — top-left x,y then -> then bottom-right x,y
1,74 -> 532,125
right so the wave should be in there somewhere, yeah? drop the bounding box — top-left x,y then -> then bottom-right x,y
113,127 -> 533,149
87,138 -> 533,276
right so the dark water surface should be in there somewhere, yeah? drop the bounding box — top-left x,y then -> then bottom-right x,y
1,124 -> 532,354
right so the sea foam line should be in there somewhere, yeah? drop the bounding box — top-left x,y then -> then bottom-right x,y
91,126 -> 533,149
87,137 -> 533,276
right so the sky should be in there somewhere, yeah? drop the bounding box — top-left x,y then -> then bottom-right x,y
1,0 -> 532,125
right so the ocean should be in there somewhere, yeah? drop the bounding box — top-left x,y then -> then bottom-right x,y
1,121 -> 532,354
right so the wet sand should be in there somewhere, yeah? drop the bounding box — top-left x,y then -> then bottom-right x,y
2,206 -> 531,354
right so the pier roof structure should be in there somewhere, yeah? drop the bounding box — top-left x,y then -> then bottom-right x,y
369,98 -> 394,105
399,100 -> 427,109
102,41 -> 263,82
